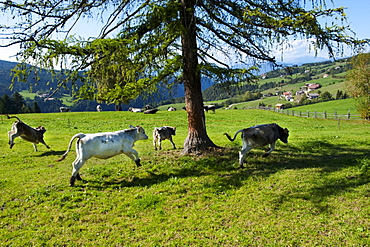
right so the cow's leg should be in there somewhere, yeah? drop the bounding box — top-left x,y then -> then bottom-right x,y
40,139 -> 50,149
238,149 -> 247,169
8,131 -> 19,149
33,143 -> 38,152
169,137 -> 176,149
239,142 -> 252,169
153,135 -> 158,150
263,142 -> 276,157
158,139 -> 162,150
124,149 -> 141,167
70,158 -> 86,186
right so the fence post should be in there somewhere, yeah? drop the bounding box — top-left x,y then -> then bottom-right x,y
307,111 -> 310,118
314,110 -> 317,118
324,111 -> 327,119
300,111 -> 302,117
334,111 -> 337,119
348,109 -> 351,120
292,110 -> 294,117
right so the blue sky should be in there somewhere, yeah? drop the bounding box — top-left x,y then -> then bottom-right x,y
0,1 -> 369,64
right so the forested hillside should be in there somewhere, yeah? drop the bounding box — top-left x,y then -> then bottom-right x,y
197,58 -> 351,110
0,57 -> 352,113
0,60 -> 213,113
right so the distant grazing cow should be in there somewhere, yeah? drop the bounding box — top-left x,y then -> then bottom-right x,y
153,126 -> 176,150
143,105 -> 153,110
203,105 -> 216,113
57,125 -> 148,186
144,108 -> 158,114
167,107 -> 176,111
7,115 -> 50,151
128,107 -> 143,113
224,123 -> 289,168
96,105 -> 102,112
60,107 -> 70,112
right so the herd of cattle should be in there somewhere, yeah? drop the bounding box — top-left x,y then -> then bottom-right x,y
5,113 -> 289,186
60,104 -> 217,114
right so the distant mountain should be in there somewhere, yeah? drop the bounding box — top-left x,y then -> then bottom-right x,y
0,60 -> 216,111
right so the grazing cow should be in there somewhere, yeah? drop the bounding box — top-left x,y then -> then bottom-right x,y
144,108 -> 158,114
128,107 -> 143,113
7,115 -> 50,151
153,126 -> 176,150
96,105 -> 102,112
224,123 -> 289,168
167,107 -> 176,111
57,125 -> 148,186
60,107 -> 70,112
203,105 -> 216,113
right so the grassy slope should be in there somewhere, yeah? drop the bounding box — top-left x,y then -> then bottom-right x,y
0,110 -> 369,246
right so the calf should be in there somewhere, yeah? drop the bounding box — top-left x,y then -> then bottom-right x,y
57,125 -> 148,186
167,107 -> 176,111
96,105 -> 102,112
224,123 -> 289,168
7,115 -> 50,151
153,126 -> 177,150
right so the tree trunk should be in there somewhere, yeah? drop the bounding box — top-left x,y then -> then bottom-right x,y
180,0 -> 218,154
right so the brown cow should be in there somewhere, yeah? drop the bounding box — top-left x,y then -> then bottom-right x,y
7,115 -> 50,151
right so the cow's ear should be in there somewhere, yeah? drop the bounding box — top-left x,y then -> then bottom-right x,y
129,125 -> 135,129
284,128 -> 289,134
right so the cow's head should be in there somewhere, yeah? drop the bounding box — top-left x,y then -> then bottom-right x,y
170,127 -> 176,135
36,126 -> 47,133
279,128 -> 289,143
131,125 -> 148,140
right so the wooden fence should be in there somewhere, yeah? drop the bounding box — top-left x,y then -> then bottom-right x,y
248,107 -> 362,120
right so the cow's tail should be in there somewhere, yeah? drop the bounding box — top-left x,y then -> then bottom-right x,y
6,115 -> 21,122
56,133 -> 85,162
224,129 -> 243,142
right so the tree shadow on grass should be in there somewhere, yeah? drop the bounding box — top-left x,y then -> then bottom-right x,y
80,139 -> 370,211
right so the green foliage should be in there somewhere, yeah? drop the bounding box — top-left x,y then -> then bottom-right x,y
1,0 -> 365,104
346,53 -> 370,120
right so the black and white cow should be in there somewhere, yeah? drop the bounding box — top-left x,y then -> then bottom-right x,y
224,123 -> 289,168
203,105 -> 216,113
144,108 -> 158,114
59,107 -> 70,112
57,125 -> 148,186
153,126 -> 177,150
96,105 -> 102,112
7,115 -> 50,151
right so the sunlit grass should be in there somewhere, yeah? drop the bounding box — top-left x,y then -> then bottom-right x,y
0,110 -> 369,246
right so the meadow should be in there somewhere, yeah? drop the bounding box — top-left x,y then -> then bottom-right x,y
0,109 -> 369,246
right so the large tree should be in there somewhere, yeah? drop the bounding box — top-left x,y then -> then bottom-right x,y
0,0 -> 367,153
346,52 -> 370,120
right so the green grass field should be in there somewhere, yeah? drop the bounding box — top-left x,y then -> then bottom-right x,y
0,110 -> 369,246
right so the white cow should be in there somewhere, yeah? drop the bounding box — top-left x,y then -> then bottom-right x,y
57,125 -> 148,186
128,107 -> 143,112
96,105 -> 102,112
